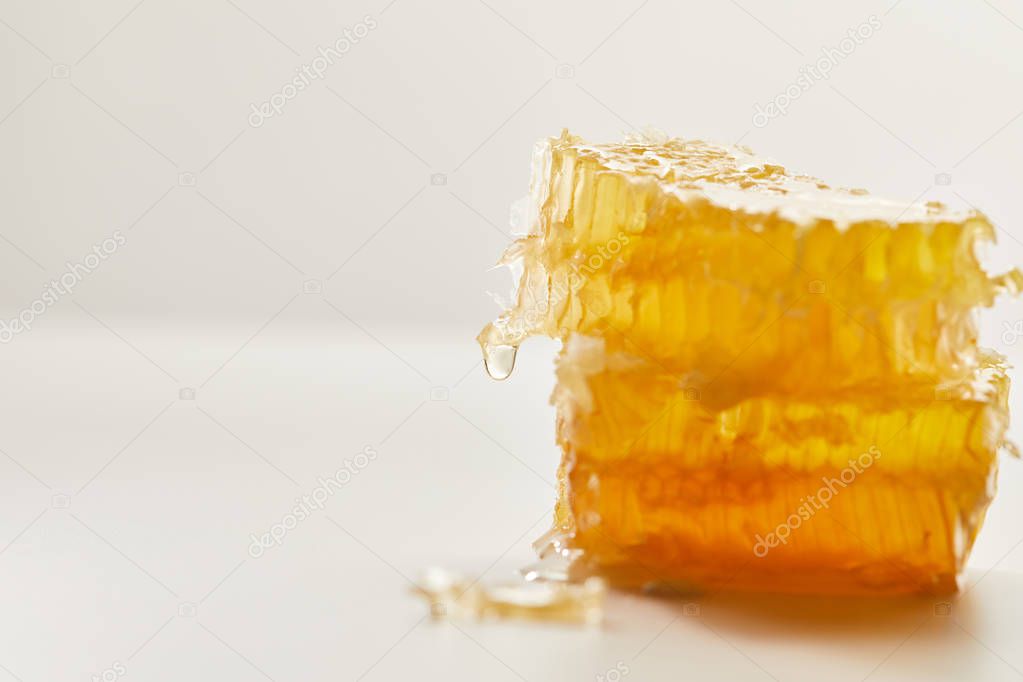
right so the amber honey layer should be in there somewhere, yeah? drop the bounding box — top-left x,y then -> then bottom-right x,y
564,467 -> 970,595
551,337 -> 1009,595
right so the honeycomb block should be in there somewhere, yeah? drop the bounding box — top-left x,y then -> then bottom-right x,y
478,131 -> 1019,596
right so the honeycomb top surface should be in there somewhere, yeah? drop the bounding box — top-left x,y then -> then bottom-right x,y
533,129 -> 975,230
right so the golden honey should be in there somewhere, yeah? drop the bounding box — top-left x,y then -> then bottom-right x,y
480,130 -> 1019,595
552,336 -> 1009,595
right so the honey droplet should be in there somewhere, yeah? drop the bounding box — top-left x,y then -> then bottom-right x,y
483,344 -> 518,381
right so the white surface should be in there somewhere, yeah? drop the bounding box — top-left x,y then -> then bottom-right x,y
0,328 -> 1022,681
3,0 -> 1023,679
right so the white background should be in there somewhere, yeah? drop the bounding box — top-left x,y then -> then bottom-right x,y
2,0 -> 1023,680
